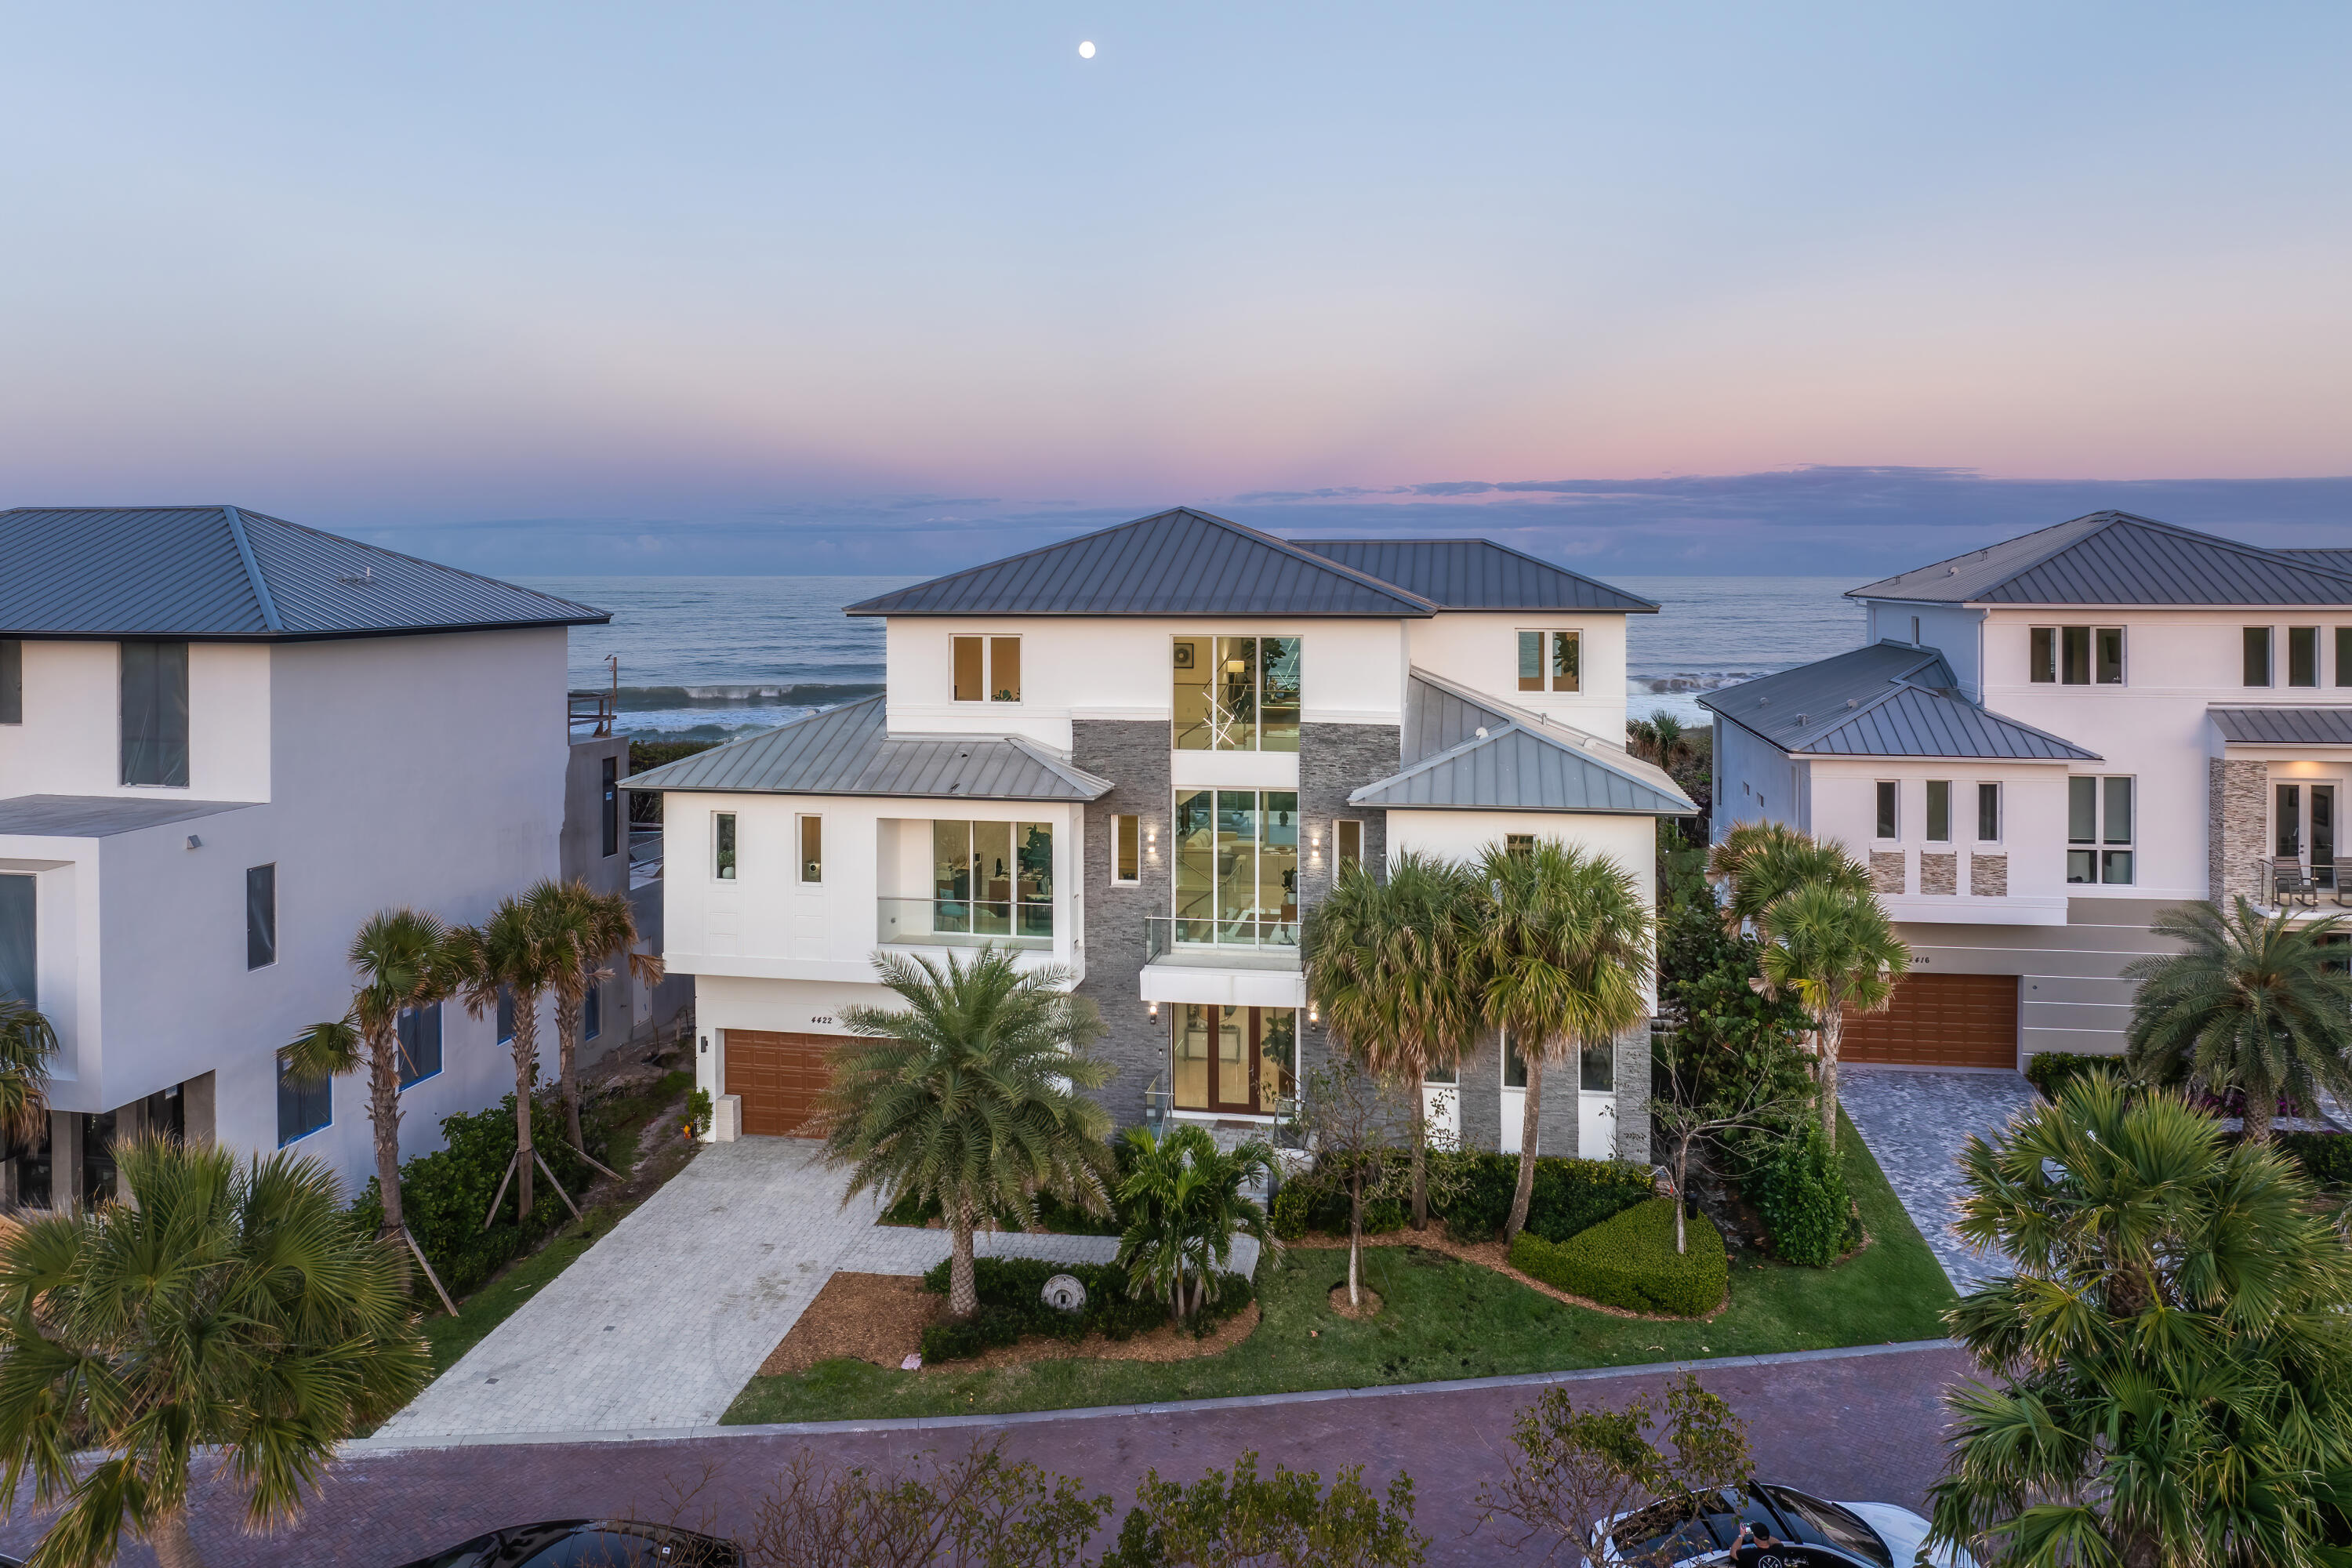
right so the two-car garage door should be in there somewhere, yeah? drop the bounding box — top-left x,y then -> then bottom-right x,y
722,1030 -> 838,1136
1840,973 -> 2018,1070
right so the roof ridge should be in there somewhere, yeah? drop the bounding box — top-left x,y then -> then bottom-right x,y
234,508 -> 609,619
1292,537 -> 1660,611
1847,512 -> 2119,600
1849,510 -> 2352,602
219,506 -> 281,633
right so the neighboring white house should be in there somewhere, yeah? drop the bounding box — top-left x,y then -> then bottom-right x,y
1704,510 -> 2352,1069
626,508 -> 1698,1162
0,505 -> 615,1206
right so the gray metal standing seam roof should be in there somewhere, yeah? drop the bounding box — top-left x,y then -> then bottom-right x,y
619,696 -> 1114,800
844,508 -> 1439,618
2209,708 -> 2352,746
0,796 -> 258,837
1847,511 -> 2352,608
2278,549 -> 2352,575
1700,641 -> 2100,760
0,506 -> 608,639
1284,539 -> 1657,613
1347,670 -> 1697,816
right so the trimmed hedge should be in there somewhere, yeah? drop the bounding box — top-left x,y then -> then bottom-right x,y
1508,1197 -> 1726,1318
1739,1123 -> 1857,1268
916,1255 -> 1252,1363
2274,1131 -> 2352,1189
2025,1051 -> 2121,1099
1434,1152 -> 1657,1245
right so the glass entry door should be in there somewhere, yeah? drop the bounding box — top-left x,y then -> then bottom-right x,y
1173,1005 -> 1298,1115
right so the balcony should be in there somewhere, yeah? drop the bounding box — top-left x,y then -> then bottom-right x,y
877,896 -> 1054,952
1142,916 -> 1300,971
2254,858 -> 2352,913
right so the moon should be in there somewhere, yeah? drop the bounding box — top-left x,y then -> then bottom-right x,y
1078,40 -> 1095,58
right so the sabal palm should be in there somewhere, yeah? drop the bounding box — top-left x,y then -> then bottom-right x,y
1706,818 -> 1869,938
0,1137 -> 428,1568
1928,1076 -> 2352,1568
451,886 -> 568,1219
1473,839 -> 1652,1240
2123,897 -> 2352,1142
1113,1124 -> 1276,1323
0,995 -> 57,1149
282,909 -> 463,1240
1304,852 -> 1481,1228
809,949 -> 1115,1320
1755,880 -> 1907,1148
532,879 -> 667,1154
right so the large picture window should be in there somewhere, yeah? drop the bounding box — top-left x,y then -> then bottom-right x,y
120,641 -> 189,787
1174,789 -> 1299,946
2067,775 -> 2135,884
1172,637 -> 1301,752
930,820 -> 1054,939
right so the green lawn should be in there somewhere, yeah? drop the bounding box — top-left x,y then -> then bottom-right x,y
720,1110 -> 1957,1425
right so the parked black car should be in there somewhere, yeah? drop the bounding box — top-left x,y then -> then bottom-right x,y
395,1520 -> 741,1568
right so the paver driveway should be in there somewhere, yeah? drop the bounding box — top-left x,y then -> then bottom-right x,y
1840,1065 -> 2037,1294
378,1138 -> 1259,1441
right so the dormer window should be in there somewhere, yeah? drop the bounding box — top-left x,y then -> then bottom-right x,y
2029,626 -> 2123,685
1517,631 -> 1581,693
953,636 -> 1021,702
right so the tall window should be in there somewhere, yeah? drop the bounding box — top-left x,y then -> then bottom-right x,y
2030,626 -> 2124,685
1171,1004 -> 1296,1114
1580,1040 -> 1614,1091
931,821 -> 1054,938
2288,626 -> 2320,688
2245,627 -> 2274,687
0,639 -> 19,724
1516,630 -> 1581,694
1924,781 -> 1951,843
1111,814 -> 1141,884
397,1004 -> 442,1089
1875,782 -> 1898,840
2338,628 -> 2352,688
497,984 -> 516,1045
277,1052 -> 330,1145
600,756 -> 619,857
0,874 -> 32,1007
120,641 -> 189,787
713,813 -> 737,880
1976,782 -> 2002,842
2278,784 -> 2303,858
1174,789 -> 1299,946
245,864 -> 276,971
798,815 -> 823,883
1334,819 -> 1363,870
952,635 -> 1022,702
2067,775 -> 2135,884
584,979 -> 602,1041
1172,637 -> 1301,751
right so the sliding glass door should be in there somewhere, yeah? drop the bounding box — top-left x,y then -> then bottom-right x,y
1171,1005 -> 1298,1114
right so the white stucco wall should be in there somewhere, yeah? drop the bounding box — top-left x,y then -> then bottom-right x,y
1403,612 -> 1632,739
0,641 -> 273,802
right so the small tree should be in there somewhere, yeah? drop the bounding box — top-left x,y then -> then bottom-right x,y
1705,819 -> 1869,938
1295,1059 -> 1414,1310
449,889 -> 568,1221
1115,1124 -> 1276,1323
534,879 -> 667,1156
739,1439 -> 1110,1568
1102,1450 -> 1427,1568
1650,1038 -> 1810,1255
0,993 -> 57,1156
1475,1374 -> 1752,1567
1755,880 -> 1908,1149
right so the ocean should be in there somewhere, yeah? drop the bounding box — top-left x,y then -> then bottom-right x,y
522,574 -> 1867,741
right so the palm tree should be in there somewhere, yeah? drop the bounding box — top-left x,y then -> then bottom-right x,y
1113,1124 -> 1276,1323
807,948 -> 1114,1320
1755,880 -> 1907,1149
1707,818 -> 1869,938
0,1137 -> 429,1568
1304,852 -> 1481,1229
282,910 -> 463,1247
0,994 -> 57,1152
1929,1075 -> 2352,1568
532,880 -> 667,1156
451,887 -> 568,1221
2123,898 -> 2352,1142
1472,838 -> 1653,1241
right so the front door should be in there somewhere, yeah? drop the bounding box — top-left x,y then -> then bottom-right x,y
1173,1005 -> 1298,1116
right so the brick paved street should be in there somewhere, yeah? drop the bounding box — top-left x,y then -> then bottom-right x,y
1839,1066 -> 2037,1294
0,1343 -> 1973,1567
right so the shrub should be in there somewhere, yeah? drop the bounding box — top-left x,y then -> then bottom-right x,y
916,1255 -> 1252,1363
1737,1123 -> 1855,1268
2025,1051 -> 2120,1099
1431,1152 -> 1656,1245
1270,1184 -> 1313,1243
350,1092 -> 599,1300
1508,1198 -> 1726,1318
2274,1130 -> 2352,1189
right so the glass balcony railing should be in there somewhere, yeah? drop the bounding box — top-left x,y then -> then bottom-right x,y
877,897 -> 1054,950
1143,914 -> 1301,963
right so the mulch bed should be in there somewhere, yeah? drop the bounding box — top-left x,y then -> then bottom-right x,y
757,1271 -> 1261,1377
1288,1228 -> 1724,1323
1327,1283 -> 1384,1319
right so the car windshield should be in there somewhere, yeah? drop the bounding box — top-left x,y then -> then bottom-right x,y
1608,1490 -> 1737,1566
1760,1486 -> 1891,1568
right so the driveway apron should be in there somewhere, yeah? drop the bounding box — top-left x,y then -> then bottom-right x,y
1838,1065 -> 2037,1294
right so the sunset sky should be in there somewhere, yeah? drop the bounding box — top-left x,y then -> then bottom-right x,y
3,3 -> 2347,575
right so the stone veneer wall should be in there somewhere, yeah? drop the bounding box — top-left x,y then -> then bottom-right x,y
1919,852 -> 1957,895
2209,757 -> 2267,906
1968,853 -> 2008,896
1869,851 -> 1906,895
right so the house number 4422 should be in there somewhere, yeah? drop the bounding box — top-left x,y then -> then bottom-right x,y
810,1016 -> 835,1025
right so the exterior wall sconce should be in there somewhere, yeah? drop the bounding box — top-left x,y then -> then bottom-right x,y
1308,1001 -> 1319,1025
699,1035 -> 710,1054
1308,826 -> 1322,867
1148,1000 -> 1159,1019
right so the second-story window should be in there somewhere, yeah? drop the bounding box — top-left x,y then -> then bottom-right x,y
798,815 -> 823,883
397,1004 -> 443,1089
2338,628 -> 2352,688
0,640 -> 19,725
1174,790 -> 1298,945
120,641 -> 189,787
245,864 -> 276,971
2067,775 -> 2134,884
1111,814 -> 1141,884
601,757 -> 619,857
1875,782 -> 1898,840
1517,631 -> 1581,693
2030,626 -> 2123,685
0,873 -> 33,1008
1334,818 -> 1363,871
932,821 -> 1054,938
2288,626 -> 2319,688
953,635 -> 1022,702
1925,781 -> 1951,843
1172,637 -> 1301,752
1976,782 -> 2002,842
713,812 -> 737,880
2244,626 -> 2274,687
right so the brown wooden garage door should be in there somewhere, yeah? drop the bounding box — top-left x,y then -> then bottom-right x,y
1841,973 -> 2018,1069
723,1030 -> 837,1136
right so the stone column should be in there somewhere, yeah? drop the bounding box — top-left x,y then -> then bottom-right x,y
1612,1024 -> 1653,1164
2209,757 -> 2267,906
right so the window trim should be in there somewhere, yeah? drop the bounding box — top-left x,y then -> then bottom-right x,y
2030,625 -> 2125,685
2066,774 -> 2136,885
1924,780 -> 1952,844
1874,781 -> 1900,842
797,813 -> 824,884
1975,781 -> 2002,844
1515,629 -> 1581,694
2245,626 -> 2274,688
245,862 -> 277,971
1109,813 -> 1141,885
2288,626 -> 2320,688
951,634 -> 1023,704
713,811 -> 738,881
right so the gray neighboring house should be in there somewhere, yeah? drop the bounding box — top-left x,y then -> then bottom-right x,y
628,507 -> 1696,1162
1706,510 -> 2352,1069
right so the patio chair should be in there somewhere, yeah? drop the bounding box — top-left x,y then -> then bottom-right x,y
2272,856 -> 2319,909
